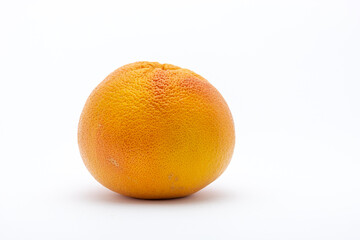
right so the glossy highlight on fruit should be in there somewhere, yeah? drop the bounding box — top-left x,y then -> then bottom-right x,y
78,62 -> 235,199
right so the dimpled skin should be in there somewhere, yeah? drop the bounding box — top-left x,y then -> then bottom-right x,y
78,62 -> 235,199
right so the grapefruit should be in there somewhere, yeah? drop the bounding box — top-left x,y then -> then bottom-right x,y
78,62 -> 235,199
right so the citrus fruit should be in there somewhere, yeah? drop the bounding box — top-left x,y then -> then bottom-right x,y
78,62 -> 235,199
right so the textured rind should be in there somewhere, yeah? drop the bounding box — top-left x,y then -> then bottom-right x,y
78,62 -> 235,199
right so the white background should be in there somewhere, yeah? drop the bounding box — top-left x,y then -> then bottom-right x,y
0,0 -> 359,239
